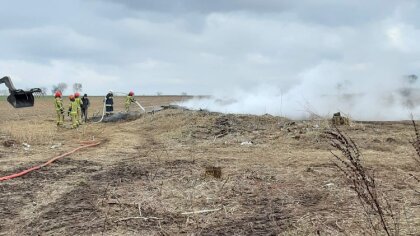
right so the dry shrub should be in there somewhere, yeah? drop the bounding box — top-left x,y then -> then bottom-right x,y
410,120 -> 420,167
327,129 -> 400,236
409,120 -> 420,192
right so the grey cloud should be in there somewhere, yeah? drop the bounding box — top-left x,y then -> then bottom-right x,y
104,0 -> 404,26
1,0 -> 420,116
103,0 -> 290,14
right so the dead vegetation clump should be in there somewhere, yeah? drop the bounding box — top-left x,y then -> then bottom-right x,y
185,113 -> 281,142
410,120 -> 420,167
204,166 -> 222,178
331,112 -> 350,126
408,120 -> 420,196
327,129 -> 400,236
2,139 -> 17,148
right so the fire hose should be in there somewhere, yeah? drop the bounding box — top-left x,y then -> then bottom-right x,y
93,93 -> 147,123
0,141 -> 101,182
93,99 -> 107,124
135,101 -> 146,112
113,91 -> 146,112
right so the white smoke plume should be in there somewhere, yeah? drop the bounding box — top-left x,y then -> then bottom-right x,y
180,61 -> 420,121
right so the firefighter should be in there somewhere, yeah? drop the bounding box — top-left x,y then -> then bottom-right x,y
81,94 -> 90,122
54,91 -> 64,126
125,91 -> 136,112
68,95 -> 79,128
105,90 -> 114,115
74,92 -> 83,124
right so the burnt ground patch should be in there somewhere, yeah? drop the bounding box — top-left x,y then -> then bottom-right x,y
2,157 -> 299,235
0,181 -> 37,233
14,158 -> 190,235
20,182 -> 104,235
90,161 -> 150,184
14,159 -> 167,235
0,158 -> 103,234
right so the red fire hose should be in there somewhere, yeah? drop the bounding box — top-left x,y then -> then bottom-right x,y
0,141 -> 101,182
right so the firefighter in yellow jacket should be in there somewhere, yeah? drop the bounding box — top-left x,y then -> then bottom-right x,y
74,92 -> 83,124
54,91 -> 64,126
68,95 -> 79,128
125,91 -> 136,112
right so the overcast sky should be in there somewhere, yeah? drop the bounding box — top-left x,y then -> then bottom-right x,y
1,0 -> 420,97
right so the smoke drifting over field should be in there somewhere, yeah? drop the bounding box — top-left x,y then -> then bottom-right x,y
181,62 -> 420,121
3,0 -> 420,116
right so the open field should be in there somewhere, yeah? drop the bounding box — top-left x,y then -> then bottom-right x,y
0,96 -> 419,235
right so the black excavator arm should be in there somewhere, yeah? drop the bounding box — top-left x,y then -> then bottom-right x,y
0,76 -> 41,108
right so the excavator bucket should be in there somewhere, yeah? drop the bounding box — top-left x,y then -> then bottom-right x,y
7,89 -> 41,108
0,76 -> 41,108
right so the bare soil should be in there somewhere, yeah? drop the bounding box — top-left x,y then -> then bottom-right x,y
0,96 -> 419,235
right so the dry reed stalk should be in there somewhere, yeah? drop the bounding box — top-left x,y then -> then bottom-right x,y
327,128 -> 399,236
410,120 -> 420,167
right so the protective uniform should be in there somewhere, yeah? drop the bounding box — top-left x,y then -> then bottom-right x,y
54,92 -> 64,126
74,92 -> 83,124
125,91 -> 135,112
81,94 -> 90,123
105,91 -> 114,115
68,95 -> 79,128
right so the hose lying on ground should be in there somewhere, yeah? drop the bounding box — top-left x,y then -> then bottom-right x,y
93,99 -> 106,124
0,141 -> 101,182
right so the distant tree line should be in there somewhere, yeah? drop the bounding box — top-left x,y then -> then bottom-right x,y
51,82 -> 82,95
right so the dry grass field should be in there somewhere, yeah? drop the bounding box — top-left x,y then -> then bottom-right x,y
0,96 -> 419,235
